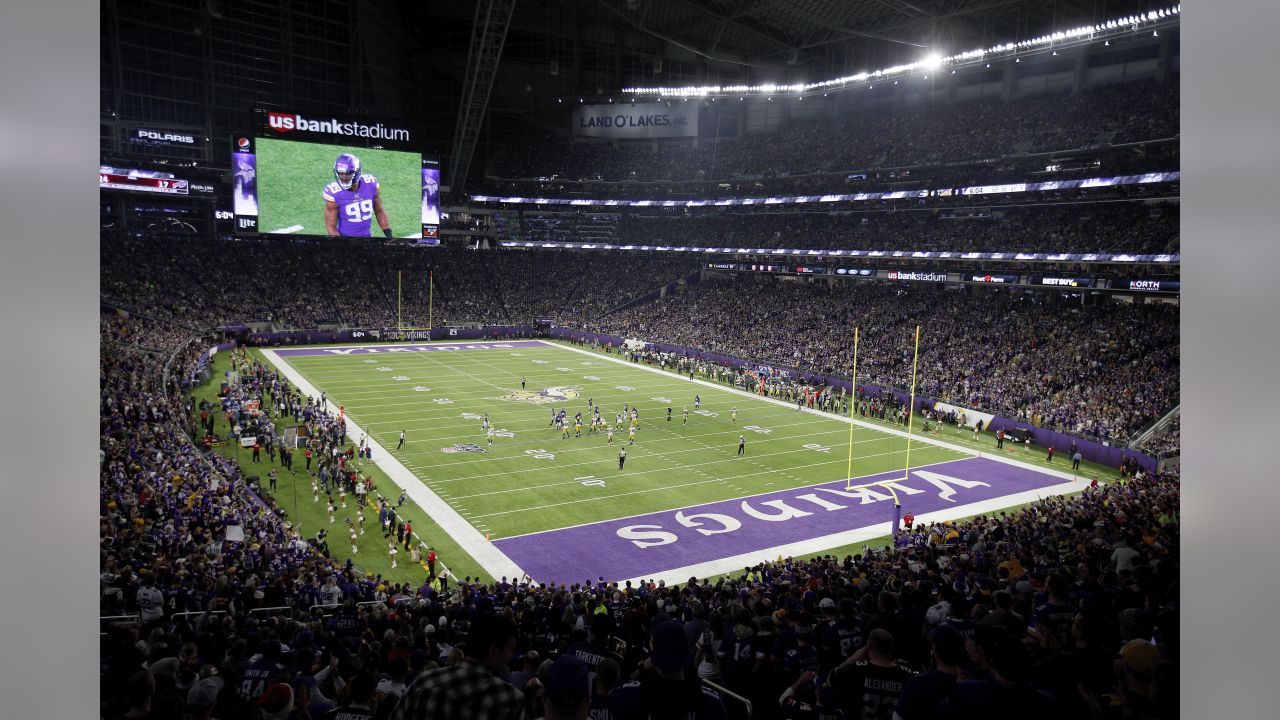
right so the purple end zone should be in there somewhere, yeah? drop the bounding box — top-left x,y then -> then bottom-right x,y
494,456 -> 1067,584
273,340 -> 550,357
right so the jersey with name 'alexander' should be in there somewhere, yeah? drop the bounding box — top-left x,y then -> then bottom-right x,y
829,659 -> 917,720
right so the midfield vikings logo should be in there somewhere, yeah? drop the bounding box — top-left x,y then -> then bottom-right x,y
495,386 -> 581,405
441,443 -> 489,454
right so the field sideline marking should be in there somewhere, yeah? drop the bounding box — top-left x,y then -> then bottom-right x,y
258,348 -> 526,581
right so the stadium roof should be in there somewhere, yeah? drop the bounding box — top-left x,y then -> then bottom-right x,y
504,0 -> 1162,77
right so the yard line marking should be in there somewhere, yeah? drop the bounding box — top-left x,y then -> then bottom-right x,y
270,224 -> 306,234
426,433 -> 940,486
463,445 -> 956,517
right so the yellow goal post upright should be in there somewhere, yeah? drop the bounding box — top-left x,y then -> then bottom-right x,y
845,327 -> 860,491
883,324 -> 922,539
386,270 -> 436,339
396,270 -> 433,332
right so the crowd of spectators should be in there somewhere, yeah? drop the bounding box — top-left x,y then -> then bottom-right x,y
99,234 -> 527,329
488,80 -> 1179,191
610,201 -> 1179,254
586,276 -> 1179,444
479,251 -> 694,324
102,238 -> 702,332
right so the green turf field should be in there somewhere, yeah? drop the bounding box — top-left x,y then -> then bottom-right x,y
256,137 -> 422,237
275,343 -> 971,538
194,340 -> 1117,585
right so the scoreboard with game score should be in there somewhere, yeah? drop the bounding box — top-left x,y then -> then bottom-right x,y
99,167 -> 189,195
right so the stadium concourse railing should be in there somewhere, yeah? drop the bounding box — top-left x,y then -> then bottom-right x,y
704,680 -> 753,720
227,322 -> 1160,473
100,614 -> 140,636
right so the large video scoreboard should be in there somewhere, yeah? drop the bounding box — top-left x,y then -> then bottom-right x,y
232,109 -> 441,243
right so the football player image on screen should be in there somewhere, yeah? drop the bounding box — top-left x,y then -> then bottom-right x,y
323,153 -> 393,238
232,152 -> 258,215
421,167 -> 441,226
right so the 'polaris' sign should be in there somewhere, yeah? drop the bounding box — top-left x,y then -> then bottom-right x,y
266,111 -> 409,142
134,129 -> 197,145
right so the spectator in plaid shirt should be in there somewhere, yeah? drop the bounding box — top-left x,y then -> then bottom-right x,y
390,613 -> 525,720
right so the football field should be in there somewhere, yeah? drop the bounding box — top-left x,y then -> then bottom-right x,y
256,137 -> 422,237
259,339 -> 1085,585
